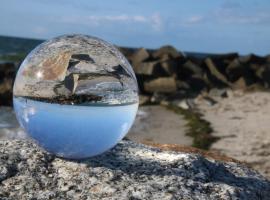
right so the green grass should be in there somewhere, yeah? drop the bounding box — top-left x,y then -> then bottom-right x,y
167,105 -> 218,150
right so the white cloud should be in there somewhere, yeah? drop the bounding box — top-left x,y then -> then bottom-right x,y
176,15 -> 205,27
150,13 -> 163,31
134,15 -> 147,22
95,15 -> 130,22
33,26 -> 47,34
178,7 -> 270,26
58,13 -> 163,31
186,16 -> 204,24
213,7 -> 270,25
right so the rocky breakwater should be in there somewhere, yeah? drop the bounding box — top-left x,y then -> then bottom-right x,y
1,46 -> 270,106
0,139 -> 270,199
121,46 -> 270,104
0,61 -> 16,106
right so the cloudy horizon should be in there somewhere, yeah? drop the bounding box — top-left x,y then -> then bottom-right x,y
1,0 -> 270,55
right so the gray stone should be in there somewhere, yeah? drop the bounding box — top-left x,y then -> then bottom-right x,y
233,77 -> 248,89
176,80 -> 190,90
139,95 -> 151,105
226,59 -> 244,82
208,88 -> 228,98
239,54 -> 265,64
187,75 -> 208,92
0,140 -> 270,199
144,77 -> 177,93
171,99 -> 193,110
63,73 -> 79,94
212,53 -> 239,62
182,60 -> 203,76
266,55 -> 270,63
131,48 -> 150,64
152,45 -> 182,59
0,62 -> 16,106
150,92 -> 167,104
133,61 -> 159,75
205,58 -> 230,86
256,64 -> 270,88
226,59 -> 256,86
159,55 -> 178,76
201,96 -> 218,106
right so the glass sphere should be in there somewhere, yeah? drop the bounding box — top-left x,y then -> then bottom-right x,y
13,34 -> 138,159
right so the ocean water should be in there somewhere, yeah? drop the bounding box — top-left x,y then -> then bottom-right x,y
13,97 -> 138,159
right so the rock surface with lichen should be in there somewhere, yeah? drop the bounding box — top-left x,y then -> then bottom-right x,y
0,139 -> 270,200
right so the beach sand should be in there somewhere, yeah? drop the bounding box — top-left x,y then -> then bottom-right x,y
127,105 -> 193,146
196,91 -> 270,178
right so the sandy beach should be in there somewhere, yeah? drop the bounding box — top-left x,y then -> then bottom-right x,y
196,90 -> 270,178
127,105 -> 193,145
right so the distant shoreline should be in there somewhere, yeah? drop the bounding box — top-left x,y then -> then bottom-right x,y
0,34 -> 249,59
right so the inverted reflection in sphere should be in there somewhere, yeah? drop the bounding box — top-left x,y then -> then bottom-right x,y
13,34 -> 138,159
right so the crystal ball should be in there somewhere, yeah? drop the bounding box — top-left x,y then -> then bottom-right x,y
13,34 -> 138,159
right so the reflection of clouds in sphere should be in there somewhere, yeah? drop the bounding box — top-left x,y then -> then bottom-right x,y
23,106 -> 36,123
13,34 -> 139,159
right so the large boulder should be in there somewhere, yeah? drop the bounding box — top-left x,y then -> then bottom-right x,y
0,140 -> 269,199
0,62 -> 17,106
266,55 -> 270,63
226,59 -> 245,82
232,77 -> 249,89
130,48 -> 150,64
182,60 -> 203,76
226,59 -> 256,86
256,63 -> 270,87
144,77 -> 177,93
133,61 -> 166,76
212,53 -> 239,63
204,58 -> 230,87
187,75 -> 208,92
133,61 -> 158,75
159,56 -> 179,76
152,45 -> 183,59
239,54 -> 266,65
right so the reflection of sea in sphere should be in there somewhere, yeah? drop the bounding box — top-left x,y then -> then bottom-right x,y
13,34 -> 139,159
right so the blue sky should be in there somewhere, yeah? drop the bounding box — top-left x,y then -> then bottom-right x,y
1,0 -> 270,55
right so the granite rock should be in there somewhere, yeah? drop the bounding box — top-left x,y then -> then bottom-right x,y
0,62 -> 16,106
133,61 -> 159,76
144,77 -> 177,93
130,48 -> 150,64
0,140 -> 269,200
204,58 -> 230,86
152,45 -> 183,59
